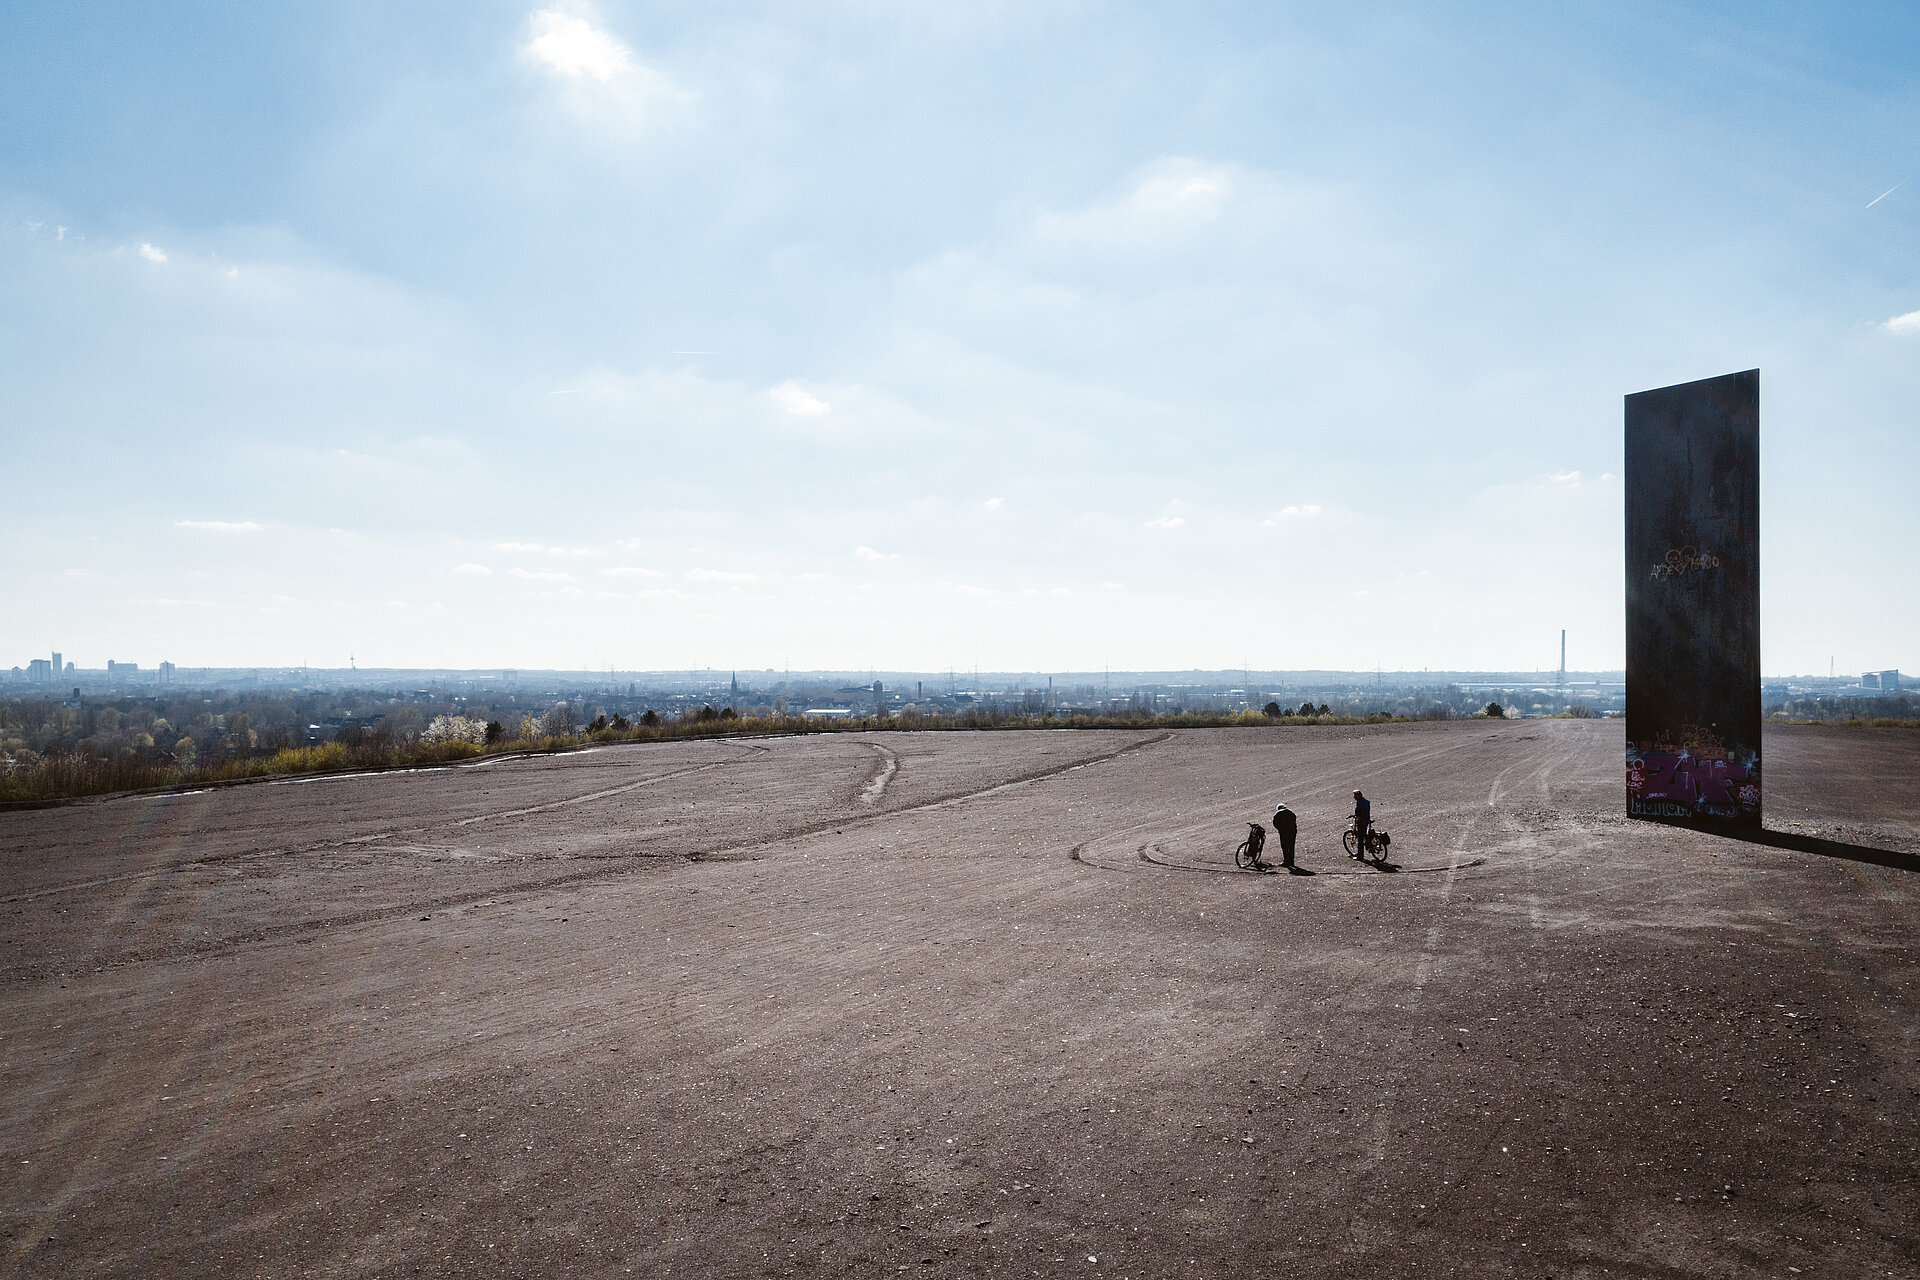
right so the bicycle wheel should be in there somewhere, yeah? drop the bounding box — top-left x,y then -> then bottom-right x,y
1235,838 -> 1257,869
1341,828 -> 1359,857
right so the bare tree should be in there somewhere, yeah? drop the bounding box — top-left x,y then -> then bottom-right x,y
538,702 -> 579,738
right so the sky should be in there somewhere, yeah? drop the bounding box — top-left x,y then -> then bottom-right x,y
3,1 -> 1917,676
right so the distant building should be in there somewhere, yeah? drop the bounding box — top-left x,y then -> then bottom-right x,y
159,661 -> 176,683
27,659 -> 52,682
1861,669 -> 1902,691
51,652 -> 61,677
107,660 -> 138,678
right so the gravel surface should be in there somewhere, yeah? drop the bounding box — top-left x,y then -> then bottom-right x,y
3,720 -> 1917,1278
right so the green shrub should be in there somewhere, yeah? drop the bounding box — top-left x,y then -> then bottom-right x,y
265,742 -> 351,774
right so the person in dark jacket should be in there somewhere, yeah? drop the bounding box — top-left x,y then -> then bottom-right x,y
1271,803 -> 1298,869
1350,789 -> 1371,858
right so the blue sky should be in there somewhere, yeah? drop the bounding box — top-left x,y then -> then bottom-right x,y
3,1 -> 1916,674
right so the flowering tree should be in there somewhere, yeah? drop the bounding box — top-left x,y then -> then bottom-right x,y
421,715 -> 487,746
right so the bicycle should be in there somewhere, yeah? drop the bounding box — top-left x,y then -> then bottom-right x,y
1235,822 -> 1267,870
1342,824 -> 1392,862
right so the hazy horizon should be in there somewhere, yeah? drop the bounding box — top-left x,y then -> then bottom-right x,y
5,4 -> 1916,674
19,660 -> 1896,689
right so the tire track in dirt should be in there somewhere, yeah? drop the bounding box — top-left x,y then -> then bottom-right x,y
1137,841 -> 1483,876
858,743 -> 900,807
69,732 -> 1175,971
445,760 -> 738,828
0,757 -> 744,905
7,740 -> 791,905
1350,724 -> 1609,1236
1070,727 -> 1498,874
1332,763 -> 1512,1241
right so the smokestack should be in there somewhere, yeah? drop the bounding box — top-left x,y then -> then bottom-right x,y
1560,629 -> 1566,686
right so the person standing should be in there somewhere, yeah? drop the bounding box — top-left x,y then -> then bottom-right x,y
1271,803 -> 1298,869
1350,789 -> 1371,858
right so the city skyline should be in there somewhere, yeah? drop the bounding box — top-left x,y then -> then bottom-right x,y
6,647 -> 1898,689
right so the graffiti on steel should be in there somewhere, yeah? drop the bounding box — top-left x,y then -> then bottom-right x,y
1649,545 -> 1723,580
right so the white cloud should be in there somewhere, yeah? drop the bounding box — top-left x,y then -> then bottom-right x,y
1263,504 -> 1323,526
453,563 -> 492,575
1032,158 -> 1236,252
510,568 -> 571,581
983,497 -> 1003,509
176,519 -> 260,533
687,568 -> 758,583
525,10 -> 631,81
600,565 -> 663,577
1128,165 -> 1232,219
854,545 -> 899,561
1144,516 -> 1185,530
520,8 -> 689,133
1884,309 -> 1920,335
138,242 -> 167,264
1548,470 -> 1582,484
770,381 -> 830,416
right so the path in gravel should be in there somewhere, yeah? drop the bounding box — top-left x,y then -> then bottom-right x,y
3,720 -> 1916,1278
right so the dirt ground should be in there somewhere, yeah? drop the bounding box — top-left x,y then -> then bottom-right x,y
3,720 -> 1917,1279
